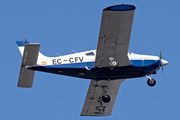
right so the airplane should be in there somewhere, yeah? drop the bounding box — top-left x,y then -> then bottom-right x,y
16,4 -> 168,116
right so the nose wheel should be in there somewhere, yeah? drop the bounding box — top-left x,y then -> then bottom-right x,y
146,76 -> 156,87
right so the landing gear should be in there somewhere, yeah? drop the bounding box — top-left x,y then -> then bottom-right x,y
146,76 -> 156,87
102,86 -> 111,103
109,57 -> 118,67
102,95 -> 111,103
110,60 -> 118,67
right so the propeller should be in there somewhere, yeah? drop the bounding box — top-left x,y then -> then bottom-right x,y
160,50 -> 163,73
159,50 -> 168,73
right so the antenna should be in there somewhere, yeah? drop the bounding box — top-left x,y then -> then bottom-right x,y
55,51 -> 61,56
72,49 -> 77,53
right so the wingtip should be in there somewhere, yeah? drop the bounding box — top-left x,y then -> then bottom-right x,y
104,4 -> 136,11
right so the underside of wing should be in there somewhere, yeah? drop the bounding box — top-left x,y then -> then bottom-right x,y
81,79 -> 125,116
95,4 -> 136,68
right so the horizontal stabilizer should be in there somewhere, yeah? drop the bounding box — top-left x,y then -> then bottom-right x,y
18,44 -> 40,88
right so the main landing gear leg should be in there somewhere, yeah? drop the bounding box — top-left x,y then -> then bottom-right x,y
146,75 -> 156,87
102,86 -> 111,103
109,57 -> 118,67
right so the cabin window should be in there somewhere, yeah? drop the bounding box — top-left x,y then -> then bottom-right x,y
85,52 -> 95,56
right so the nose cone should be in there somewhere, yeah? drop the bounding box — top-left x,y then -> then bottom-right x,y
161,59 -> 169,66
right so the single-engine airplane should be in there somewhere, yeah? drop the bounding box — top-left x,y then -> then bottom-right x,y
16,4 -> 168,116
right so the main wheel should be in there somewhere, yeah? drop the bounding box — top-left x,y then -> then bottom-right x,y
147,78 -> 156,87
110,60 -> 118,67
102,95 -> 111,103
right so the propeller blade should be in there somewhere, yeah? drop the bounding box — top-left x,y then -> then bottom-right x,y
160,50 -> 163,66
160,50 -> 162,60
160,50 -> 164,74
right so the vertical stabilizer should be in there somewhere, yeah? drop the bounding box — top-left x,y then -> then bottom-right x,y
16,39 -> 49,63
16,39 -> 29,56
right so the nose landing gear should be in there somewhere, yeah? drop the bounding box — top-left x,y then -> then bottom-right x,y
146,76 -> 156,87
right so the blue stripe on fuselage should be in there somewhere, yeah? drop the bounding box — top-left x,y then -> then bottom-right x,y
42,61 -> 95,69
131,60 -> 160,67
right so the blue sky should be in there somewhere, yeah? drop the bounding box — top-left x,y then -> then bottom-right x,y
0,0 -> 179,119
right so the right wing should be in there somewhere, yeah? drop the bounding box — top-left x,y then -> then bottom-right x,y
81,79 -> 125,116
95,4 -> 135,68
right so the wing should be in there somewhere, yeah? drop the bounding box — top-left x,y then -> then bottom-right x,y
95,4 -> 136,68
81,79 -> 125,116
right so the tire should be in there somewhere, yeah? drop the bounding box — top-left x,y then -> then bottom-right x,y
110,60 -> 118,67
147,78 -> 156,87
102,95 -> 111,103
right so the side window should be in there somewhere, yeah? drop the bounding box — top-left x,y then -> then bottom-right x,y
85,52 -> 95,56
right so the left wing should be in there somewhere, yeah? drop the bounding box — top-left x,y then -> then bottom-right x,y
81,79 -> 125,116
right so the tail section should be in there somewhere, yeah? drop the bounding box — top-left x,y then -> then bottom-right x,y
16,39 -> 49,87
